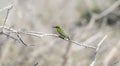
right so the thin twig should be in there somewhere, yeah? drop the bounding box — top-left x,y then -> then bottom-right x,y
20,32 -> 58,38
2,7 -> 12,28
2,4 -> 13,31
89,35 -> 108,66
0,26 -> 58,38
0,4 -> 13,12
1,32 -> 19,41
16,34 -> 28,46
70,40 -> 96,49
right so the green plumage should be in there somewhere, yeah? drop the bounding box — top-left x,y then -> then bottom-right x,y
53,26 -> 70,40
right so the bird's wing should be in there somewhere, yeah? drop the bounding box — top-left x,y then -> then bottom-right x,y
58,29 -> 69,38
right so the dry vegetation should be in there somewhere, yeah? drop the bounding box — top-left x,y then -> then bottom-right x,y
0,0 -> 120,66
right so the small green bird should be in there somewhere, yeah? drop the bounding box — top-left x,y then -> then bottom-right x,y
53,26 -> 87,48
53,26 -> 70,40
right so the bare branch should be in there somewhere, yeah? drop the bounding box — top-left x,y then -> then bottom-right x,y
16,34 -> 28,46
1,32 -> 19,41
2,7 -> 12,28
69,40 -> 96,49
20,32 -> 58,38
0,4 -> 13,12
89,35 -> 108,66
1,3 -> 13,31
0,26 -> 96,48
88,0 -> 120,28
96,0 -> 120,19
0,26 -> 28,46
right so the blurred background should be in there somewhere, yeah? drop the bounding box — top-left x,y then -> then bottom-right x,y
0,0 -> 120,66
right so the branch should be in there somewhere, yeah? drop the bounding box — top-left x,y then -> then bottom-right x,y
0,31 -> 19,41
2,6 -> 13,30
89,35 -> 108,66
16,34 -> 28,46
0,3 -> 27,46
0,4 -> 13,12
70,40 -> 96,49
0,26 -> 28,46
0,26 -> 96,48
0,4 -> 28,46
88,0 -> 120,28
1,3 -> 13,31
96,0 -> 120,19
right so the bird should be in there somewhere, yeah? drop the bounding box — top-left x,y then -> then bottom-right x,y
53,26 -> 70,40
53,26 -> 88,48
53,26 -> 96,49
